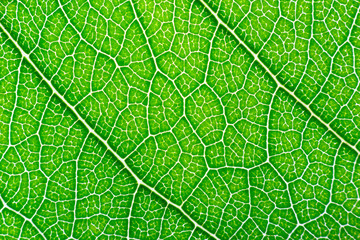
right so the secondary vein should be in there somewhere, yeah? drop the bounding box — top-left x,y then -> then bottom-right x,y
198,0 -> 360,156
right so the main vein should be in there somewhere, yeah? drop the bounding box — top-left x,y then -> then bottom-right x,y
0,22 -> 220,240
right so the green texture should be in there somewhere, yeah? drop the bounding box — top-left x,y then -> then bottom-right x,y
0,0 -> 359,239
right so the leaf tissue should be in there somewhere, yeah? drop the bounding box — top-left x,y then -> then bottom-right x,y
0,0 -> 360,239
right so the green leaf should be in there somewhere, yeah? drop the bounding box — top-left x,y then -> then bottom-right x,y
0,0 -> 360,239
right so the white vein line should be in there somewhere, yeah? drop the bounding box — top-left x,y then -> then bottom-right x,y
198,0 -> 360,156
0,22 -> 220,240
0,195 -> 46,240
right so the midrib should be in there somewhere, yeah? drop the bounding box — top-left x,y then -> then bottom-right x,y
0,22 -> 220,240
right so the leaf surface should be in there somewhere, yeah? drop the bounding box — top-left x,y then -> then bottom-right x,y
0,0 -> 359,239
